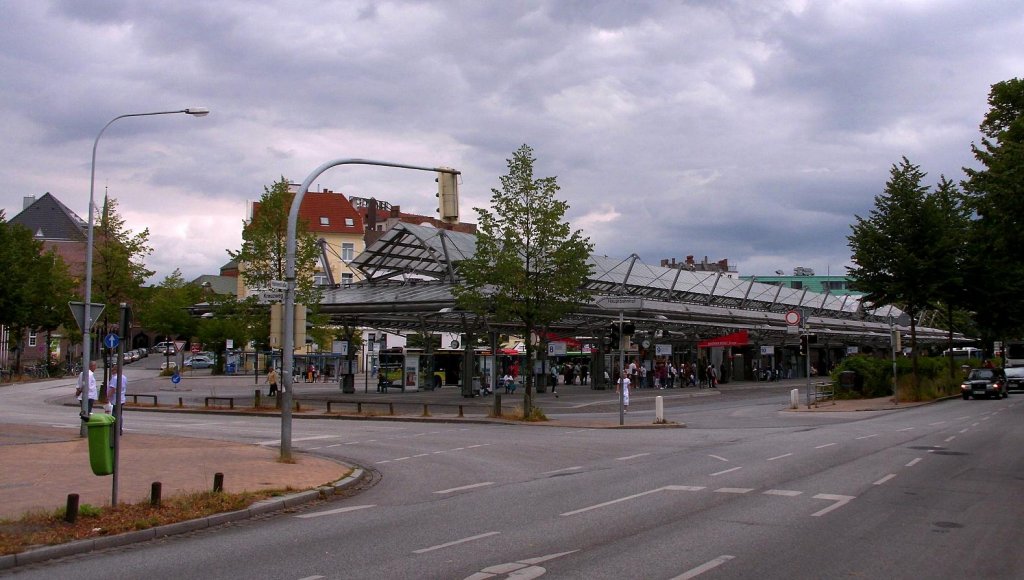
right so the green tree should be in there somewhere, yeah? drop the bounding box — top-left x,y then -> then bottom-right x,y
196,295 -> 265,374
92,196 -> 154,354
454,145 -> 594,417
929,176 -> 973,377
963,77 -> 1024,341
228,177 -> 321,306
0,212 -> 78,371
848,157 -> 948,396
137,270 -> 200,346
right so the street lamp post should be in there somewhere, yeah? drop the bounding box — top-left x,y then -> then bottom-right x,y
280,159 -> 459,460
79,108 -> 209,436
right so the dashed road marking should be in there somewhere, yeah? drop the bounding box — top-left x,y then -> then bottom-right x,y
710,466 -> 742,477
855,434 -> 879,440
810,494 -> 855,517
763,489 -> 802,497
767,453 -> 793,461
906,458 -> 922,467
944,436 -> 956,442
413,531 -> 499,554
543,466 -> 582,475
814,443 -> 837,449
296,504 -> 375,519
708,455 -> 729,462
671,555 -> 736,580
929,421 -> 946,426
873,474 -> 897,485
434,482 -> 495,494
714,488 -> 754,494
959,428 -> 969,434
898,427 -> 915,432
617,453 -> 652,461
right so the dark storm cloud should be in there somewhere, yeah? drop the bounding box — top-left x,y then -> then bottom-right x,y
2,0 -> 1021,283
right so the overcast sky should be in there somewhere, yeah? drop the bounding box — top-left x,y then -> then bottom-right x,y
2,1 -> 1021,285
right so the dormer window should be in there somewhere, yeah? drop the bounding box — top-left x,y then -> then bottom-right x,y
320,216 -> 330,226
345,218 -> 354,227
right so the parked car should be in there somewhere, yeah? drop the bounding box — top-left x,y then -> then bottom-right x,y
1004,367 -> 1024,392
160,361 -> 178,370
152,342 -> 177,355
184,355 -> 214,369
960,367 -> 1007,399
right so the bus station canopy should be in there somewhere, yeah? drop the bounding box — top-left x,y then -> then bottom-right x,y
319,222 -> 958,349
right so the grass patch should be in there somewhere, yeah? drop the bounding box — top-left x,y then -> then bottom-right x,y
0,488 -> 296,556
492,405 -> 548,422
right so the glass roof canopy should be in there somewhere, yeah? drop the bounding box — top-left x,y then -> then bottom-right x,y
321,222 -> 952,347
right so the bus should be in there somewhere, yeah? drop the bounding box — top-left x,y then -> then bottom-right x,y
1005,341 -> 1024,367
942,347 -> 983,363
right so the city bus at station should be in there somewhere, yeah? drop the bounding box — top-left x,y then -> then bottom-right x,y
1005,341 -> 1024,367
376,346 -> 525,391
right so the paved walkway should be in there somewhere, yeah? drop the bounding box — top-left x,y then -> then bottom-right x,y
0,424 -> 348,521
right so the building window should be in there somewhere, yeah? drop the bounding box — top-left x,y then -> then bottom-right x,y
341,273 -> 353,284
825,281 -> 847,290
28,332 -> 37,347
376,224 -> 384,231
345,218 -> 354,227
342,242 -> 354,261
319,216 -> 330,226
790,281 -> 803,290
313,273 -> 328,286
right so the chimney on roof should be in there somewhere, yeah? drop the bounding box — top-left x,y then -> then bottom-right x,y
367,197 -> 378,231
23,196 -> 35,210
686,255 -> 694,267
391,205 -> 401,218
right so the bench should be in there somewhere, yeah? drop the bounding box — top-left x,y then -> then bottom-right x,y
128,394 -> 158,406
204,396 -> 235,409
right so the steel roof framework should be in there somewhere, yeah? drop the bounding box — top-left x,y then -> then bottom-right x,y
322,223 -> 956,348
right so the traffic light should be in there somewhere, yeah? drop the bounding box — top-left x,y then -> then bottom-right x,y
436,169 -> 460,224
800,334 -> 817,356
606,324 -> 620,350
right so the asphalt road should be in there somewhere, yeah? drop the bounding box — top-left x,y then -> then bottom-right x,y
3,371 -> 1022,579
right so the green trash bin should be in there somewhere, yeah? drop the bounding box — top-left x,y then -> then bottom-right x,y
86,413 -> 116,476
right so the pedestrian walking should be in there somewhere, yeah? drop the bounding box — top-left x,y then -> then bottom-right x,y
616,368 -> 631,412
76,361 -> 98,417
106,364 -> 128,434
266,367 -> 279,396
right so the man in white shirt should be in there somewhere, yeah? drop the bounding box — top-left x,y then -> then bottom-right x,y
107,363 -> 128,434
76,360 -> 98,417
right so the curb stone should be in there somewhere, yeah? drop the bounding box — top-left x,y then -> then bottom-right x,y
0,468 -> 367,571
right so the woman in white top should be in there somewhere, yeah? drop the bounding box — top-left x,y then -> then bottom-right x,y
616,368 -> 631,412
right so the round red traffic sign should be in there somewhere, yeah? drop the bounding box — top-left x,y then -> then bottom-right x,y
785,310 -> 801,326
191,344 -> 201,354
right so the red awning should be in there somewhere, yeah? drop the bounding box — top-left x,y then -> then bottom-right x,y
698,330 -> 749,348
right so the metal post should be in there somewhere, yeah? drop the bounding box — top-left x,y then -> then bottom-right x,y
618,311 -> 625,425
891,317 -> 898,404
283,159 -> 460,460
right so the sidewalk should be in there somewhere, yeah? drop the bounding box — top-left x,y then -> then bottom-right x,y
0,423 -> 350,521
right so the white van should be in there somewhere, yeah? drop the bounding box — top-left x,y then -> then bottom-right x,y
152,341 -> 176,354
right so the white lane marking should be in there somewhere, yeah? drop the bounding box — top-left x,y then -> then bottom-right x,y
664,486 -> 706,492
972,422 -> 980,426
413,531 -> 500,554
413,453 -> 429,458
308,447 -> 322,450
434,482 -> 495,494
617,453 -> 652,461
671,555 -> 736,580
433,451 -> 445,454
944,436 -> 956,442
763,489 -> 803,497
811,494 -> 855,517
296,504 -> 375,519
465,550 -> 580,579
873,474 -> 897,485
326,444 -> 343,448
543,466 -> 583,475
929,421 -> 946,426
298,576 -> 325,580
855,434 -> 879,440
561,488 -> 666,516
898,427 -> 915,431
467,444 -> 484,448
767,453 -> 793,461
708,455 -> 729,462
982,417 -> 991,421
959,428 -> 969,434
710,466 -> 742,477
453,447 -> 465,451
714,488 -> 754,494
344,441 -> 361,445
375,460 -> 390,464
256,434 -> 335,445
954,416 -> 971,420
906,458 -> 922,467
393,457 -> 410,462
814,443 -> 837,449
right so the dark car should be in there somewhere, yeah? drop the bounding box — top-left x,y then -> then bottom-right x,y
961,368 -> 1008,400
1004,367 -> 1024,392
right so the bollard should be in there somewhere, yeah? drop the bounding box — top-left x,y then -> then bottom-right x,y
492,394 -> 502,417
655,395 -> 664,423
178,397 -> 184,408
294,400 -> 300,411
213,472 -> 224,493
254,389 -> 261,408
65,493 -> 79,523
458,405 -> 464,418
791,388 -> 799,410
422,404 -> 430,417
357,402 -> 363,413
389,403 -> 394,415
151,482 -> 162,507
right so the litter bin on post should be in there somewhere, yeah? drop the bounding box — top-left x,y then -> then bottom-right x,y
226,362 -> 236,375
86,413 -> 116,476
839,370 -> 860,392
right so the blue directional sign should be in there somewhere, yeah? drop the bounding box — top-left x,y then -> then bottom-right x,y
104,333 -> 120,349
171,373 -> 181,384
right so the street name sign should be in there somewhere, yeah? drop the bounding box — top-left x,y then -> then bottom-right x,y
595,296 -> 644,311
269,280 -> 288,290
